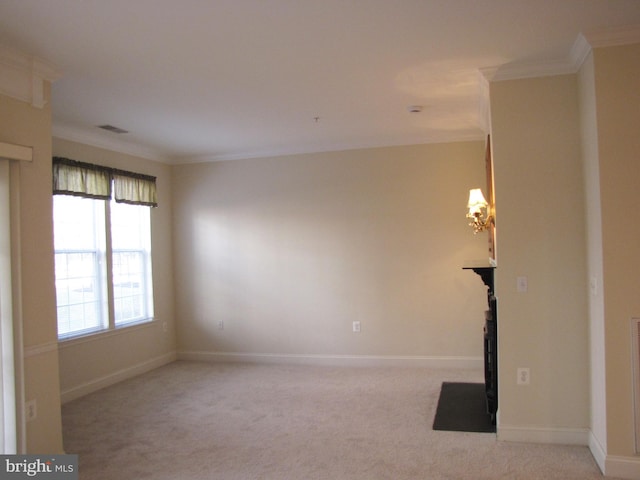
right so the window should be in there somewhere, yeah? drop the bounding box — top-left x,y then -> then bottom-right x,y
52,157 -> 157,340
53,195 -> 108,337
110,199 -> 153,326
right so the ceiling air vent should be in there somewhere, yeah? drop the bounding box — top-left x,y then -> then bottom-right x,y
98,124 -> 129,134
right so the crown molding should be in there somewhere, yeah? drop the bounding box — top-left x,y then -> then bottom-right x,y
582,24 -> 640,49
52,123 -> 172,164
173,132 -> 486,164
483,24 -> 640,82
569,33 -> 593,72
477,70 -> 491,134
571,24 -> 640,71
481,58 -> 576,83
54,121 -> 484,165
0,44 -> 61,108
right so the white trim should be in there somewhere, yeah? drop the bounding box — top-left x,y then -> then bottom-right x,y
569,34 -> 593,72
477,70 -> 491,134
0,160 -> 17,453
58,318 -> 159,349
0,142 -> 32,162
497,424 -> 590,446
59,351 -> 176,404
0,46 -> 59,82
52,125 -> 172,164
23,341 -> 58,358
483,25 -> 640,83
571,25 -> 640,73
633,318 -> 640,454
589,431 -> 607,475
583,24 -> 640,49
0,44 -> 60,108
484,59 -> 577,83
171,135 -> 485,164
605,455 -> 640,480
177,351 -> 483,369
54,124 -> 485,165
589,430 -> 640,479
8,162 -> 26,453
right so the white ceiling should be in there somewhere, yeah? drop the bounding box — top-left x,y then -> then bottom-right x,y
1,1 -> 639,164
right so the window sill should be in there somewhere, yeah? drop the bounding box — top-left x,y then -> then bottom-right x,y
58,318 -> 157,349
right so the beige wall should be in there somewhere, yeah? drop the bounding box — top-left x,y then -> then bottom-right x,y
52,138 -> 177,401
592,43 -> 640,459
490,41 -> 640,474
0,90 -> 63,453
490,75 -> 590,435
172,142 -> 489,362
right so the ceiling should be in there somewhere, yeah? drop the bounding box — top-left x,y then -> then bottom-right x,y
1,1 -> 639,164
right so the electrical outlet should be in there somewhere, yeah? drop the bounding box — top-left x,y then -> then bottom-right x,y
352,321 -> 361,333
517,367 -> 530,385
25,399 -> 37,422
162,320 -> 168,333
217,320 -> 224,330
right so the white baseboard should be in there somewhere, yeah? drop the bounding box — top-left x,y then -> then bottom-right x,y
177,351 -> 483,369
60,351 -> 177,404
604,454 -> 640,479
589,431 -> 640,479
589,431 -> 607,474
500,428 -> 640,478
497,425 -> 590,446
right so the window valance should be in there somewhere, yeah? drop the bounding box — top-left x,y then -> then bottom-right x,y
53,157 -> 158,207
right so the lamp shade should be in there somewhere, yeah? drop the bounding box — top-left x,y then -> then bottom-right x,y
467,188 -> 488,215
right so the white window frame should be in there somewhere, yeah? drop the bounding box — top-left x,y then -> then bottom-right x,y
0,158 -> 17,454
54,195 -> 154,340
109,198 -> 154,328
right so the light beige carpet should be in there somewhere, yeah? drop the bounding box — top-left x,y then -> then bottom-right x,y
62,361 -> 612,479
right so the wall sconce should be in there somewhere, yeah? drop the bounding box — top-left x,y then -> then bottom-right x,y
466,188 -> 494,234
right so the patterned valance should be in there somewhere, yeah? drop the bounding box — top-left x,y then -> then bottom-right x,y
53,157 -> 157,207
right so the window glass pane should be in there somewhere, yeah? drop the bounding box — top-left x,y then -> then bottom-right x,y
53,195 -> 103,250
110,201 -> 153,325
53,196 -> 108,337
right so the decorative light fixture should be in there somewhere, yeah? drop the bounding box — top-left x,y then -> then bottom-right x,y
466,188 -> 493,234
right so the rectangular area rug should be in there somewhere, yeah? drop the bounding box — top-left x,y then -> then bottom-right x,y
432,382 -> 496,433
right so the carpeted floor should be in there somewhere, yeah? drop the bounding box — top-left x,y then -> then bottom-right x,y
62,361 -> 612,480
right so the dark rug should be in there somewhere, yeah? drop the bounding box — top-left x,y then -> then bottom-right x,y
432,382 -> 496,433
